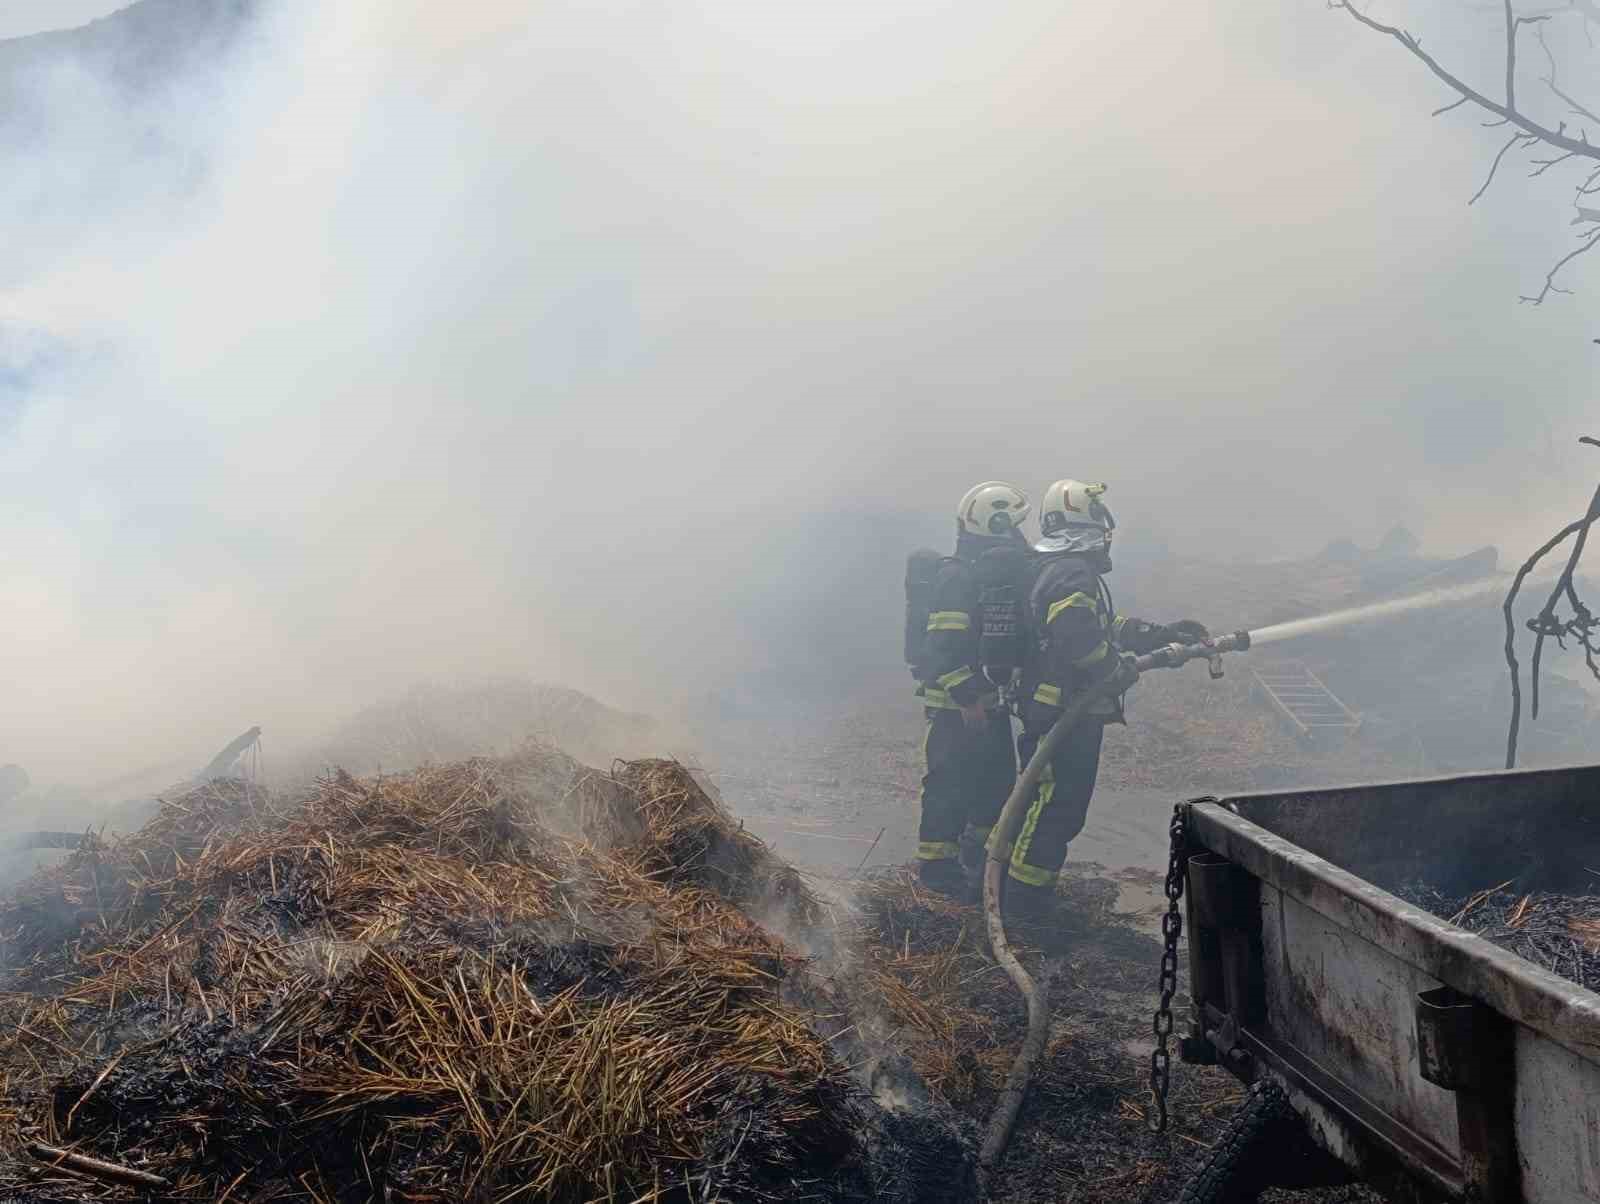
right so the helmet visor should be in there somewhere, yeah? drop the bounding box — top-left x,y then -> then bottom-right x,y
1036,497 -> 1114,554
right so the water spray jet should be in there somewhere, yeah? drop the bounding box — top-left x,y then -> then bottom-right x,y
1248,574 -> 1529,647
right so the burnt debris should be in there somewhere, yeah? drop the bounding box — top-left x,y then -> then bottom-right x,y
1399,882 -> 1600,992
0,752 -> 971,1202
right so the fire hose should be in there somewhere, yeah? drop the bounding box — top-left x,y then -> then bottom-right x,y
976,631 -> 1251,1192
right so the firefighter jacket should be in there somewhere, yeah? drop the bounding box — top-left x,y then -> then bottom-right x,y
916,536 -> 1017,710
1019,552 -> 1171,730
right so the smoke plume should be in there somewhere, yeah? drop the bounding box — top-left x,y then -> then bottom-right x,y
0,0 -> 1596,784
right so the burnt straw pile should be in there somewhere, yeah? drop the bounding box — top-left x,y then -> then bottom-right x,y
1398,882 -> 1600,992
0,752 -> 971,1202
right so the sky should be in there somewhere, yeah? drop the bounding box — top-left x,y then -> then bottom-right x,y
2,0 -> 1600,781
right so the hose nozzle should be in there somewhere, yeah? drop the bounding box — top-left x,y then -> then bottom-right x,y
1206,630 -> 1252,679
1132,629 -> 1252,675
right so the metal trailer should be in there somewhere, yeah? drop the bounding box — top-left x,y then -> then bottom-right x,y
1179,766 -> 1600,1204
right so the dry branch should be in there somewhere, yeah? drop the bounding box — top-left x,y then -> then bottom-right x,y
1336,1 -> 1600,298
1503,436 -> 1600,767
25,1144 -> 169,1190
1334,2 -> 1599,160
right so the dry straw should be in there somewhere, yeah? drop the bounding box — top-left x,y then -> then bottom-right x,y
0,752 -> 863,1202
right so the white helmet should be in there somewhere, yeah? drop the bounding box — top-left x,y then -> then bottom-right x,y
956,481 -> 1030,539
1036,479 -> 1115,554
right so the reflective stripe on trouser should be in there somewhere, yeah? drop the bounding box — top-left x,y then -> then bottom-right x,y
1006,719 -> 1106,888
919,707 -> 1017,859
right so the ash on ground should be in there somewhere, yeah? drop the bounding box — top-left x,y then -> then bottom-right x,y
856,866 -> 1383,1203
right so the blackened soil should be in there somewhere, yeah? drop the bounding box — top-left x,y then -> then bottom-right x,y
857,868 -> 1387,1204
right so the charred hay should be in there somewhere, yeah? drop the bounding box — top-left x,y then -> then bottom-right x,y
0,752 -> 970,1202
1398,881 -> 1600,992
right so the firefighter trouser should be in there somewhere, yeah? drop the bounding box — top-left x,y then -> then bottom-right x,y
918,706 -> 1016,864
996,719 -> 1105,889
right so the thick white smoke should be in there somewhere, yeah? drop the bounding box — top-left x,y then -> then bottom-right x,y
0,0 -> 1596,783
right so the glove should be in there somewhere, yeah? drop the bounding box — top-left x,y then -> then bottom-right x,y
1089,651 -> 1140,694
1108,652 -> 1141,692
958,700 -> 990,731
1166,619 -> 1211,645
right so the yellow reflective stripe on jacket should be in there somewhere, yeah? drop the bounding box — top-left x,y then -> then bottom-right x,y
1045,592 -> 1098,626
926,610 -> 971,632
917,841 -> 960,861
1072,640 -> 1111,668
937,666 -> 976,691
1111,614 -> 1129,639
921,687 -> 958,709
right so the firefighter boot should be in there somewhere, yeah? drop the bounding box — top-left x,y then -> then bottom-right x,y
917,856 -> 967,899
1002,879 -> 1056,926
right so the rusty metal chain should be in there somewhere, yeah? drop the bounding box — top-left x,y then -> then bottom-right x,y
1148,800 -> 1195,1134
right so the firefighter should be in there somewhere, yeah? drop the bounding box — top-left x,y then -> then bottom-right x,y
1001,479 -> 1208,920
912,481 -> 1032,897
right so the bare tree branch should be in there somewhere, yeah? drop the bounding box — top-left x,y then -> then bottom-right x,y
1520,226 -> 1600,301
1504,518 -> 1582,766
1530,478 -> 1600,718
1505,437 -> 1600,768
1503,3 -> 1548,108
1343,3 -> 1600,298
1531,149 -> 1580,175
1473,132 -> 1529,202
1506,0 -> 1518,110
1334,2 -> 1600,160
1538,23 -> 1600,124
1549,79 -> 1599,123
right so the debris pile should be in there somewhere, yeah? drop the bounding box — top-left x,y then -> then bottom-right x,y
0,742 -> 1394,1203
1399,882 -> 1600,992
0,750 -> 969,1202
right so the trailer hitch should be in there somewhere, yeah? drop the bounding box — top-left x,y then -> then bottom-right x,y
1201,1003 -> 1253,1071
